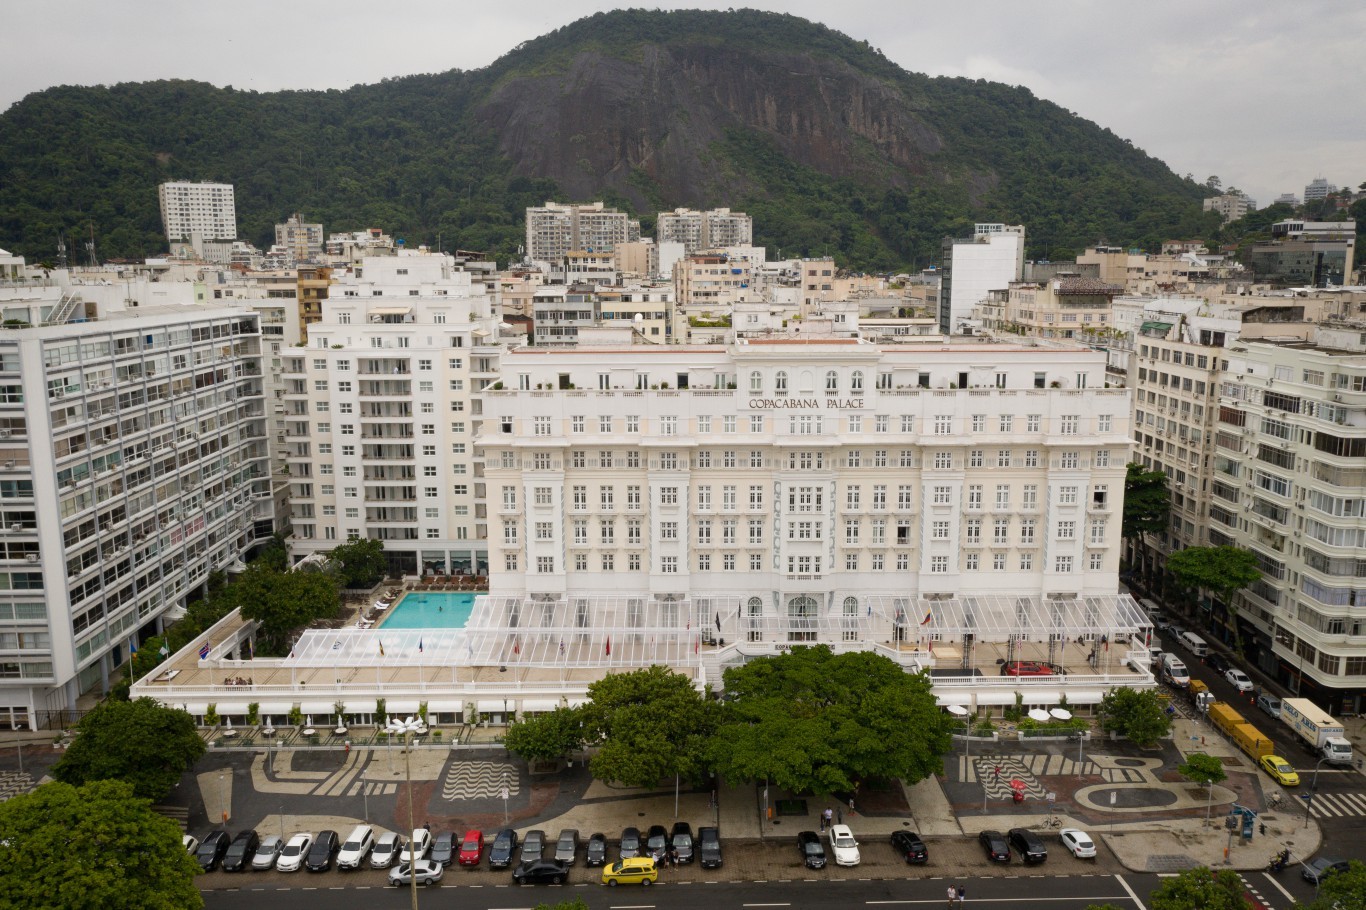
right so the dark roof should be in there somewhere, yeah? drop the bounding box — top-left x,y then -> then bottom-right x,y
1054,277 -> 1124,297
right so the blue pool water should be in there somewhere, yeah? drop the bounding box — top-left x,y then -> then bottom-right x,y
379,592 -> 477,629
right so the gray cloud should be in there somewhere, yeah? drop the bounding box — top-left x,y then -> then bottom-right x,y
3,0 -> 1363,206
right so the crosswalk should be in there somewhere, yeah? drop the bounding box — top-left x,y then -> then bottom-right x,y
1306,791 -> 1366,818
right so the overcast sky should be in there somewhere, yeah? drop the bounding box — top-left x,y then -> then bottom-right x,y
4,1 -> 1363,207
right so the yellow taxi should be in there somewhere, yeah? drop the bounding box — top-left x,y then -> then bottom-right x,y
1259,754 -> 1300,786
602,856 -> 657,886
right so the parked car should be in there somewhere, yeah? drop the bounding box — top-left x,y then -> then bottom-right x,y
1007,828 -> 1047,864
520,829 -> 546,864
1260,754 -> 1300,786
698,826 -> 722,869
585,832 -> 608,867
619,827 -> 642,859
251,835 -> 283,871
670,822 -> 694,864
1225,668 -> 1254,692
1154,615 -> 1172,632
979,830 -> 1011,863
1302,857 -> 1351,884
645,825 -> 670,861
452,830 -> 479,867
388,859 -> 443,887
305,830 -> 339,872
182,834 -> 200,856
1256,694 -> 1283,719
827,824 -> 861,866
370,832 -> 404,869
400,828 -> 431,864
601,856 -> 657,886
337,825 -> 374,870
429,831 -> 456,867
488,829 -> 519,869
512,858 -> 568,885
221,829 -> 260,873
890,830 -> 928,864
1205,653 -> 1229,675
554,829 -> 579,866
195,831 -> 230,872
276,833 -> 313,873
797,830 -> 827,869
1000,661 -> 1054,677
1059,828 -> 1096,859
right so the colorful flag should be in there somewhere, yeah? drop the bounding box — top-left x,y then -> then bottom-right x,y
513,638 -> 520,655
694,635 -> 700,655
378,641 -> 386,657
198,642 -> 210,660
920,609 -> 933,626
129,640 -> 137,655
158,642 -> 170,657
715,611 -> 721,631
687,618 -> 691,631
246,639 -> 253,659
559,638 -> 565,655
605,636 -> 611,656
418,638 -> 424,654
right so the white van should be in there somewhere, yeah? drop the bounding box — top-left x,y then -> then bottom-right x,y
1161,652 -> 1189,687
1178,631 -> 1209,657
337,824 -> 375,870
1139,598 -> 1162,620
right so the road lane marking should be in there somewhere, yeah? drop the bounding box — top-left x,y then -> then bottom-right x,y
1116,873 -> 1148,910
1260,871 -> 1297,904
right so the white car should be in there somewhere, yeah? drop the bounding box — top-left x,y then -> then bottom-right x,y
276,832 -> 314,873
252,835 -> 283,871
826,824 -> 860,867
182,834 -> 200,855
337,825 -> 375,870
1059,828 -> 1096,859
371,831 -> 405,869
1225,669 -> 1254,692
400,828 -> 432,864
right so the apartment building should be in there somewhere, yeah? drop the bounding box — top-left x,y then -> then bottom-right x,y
158,181 -> 237,243
939,225 -> 1026,333
1203,193 -> 1256,223
0,305 -> 271,727
978,276 -> 1123,341
1250,221 -> 1357,288
656,208 -> 753,255
284,252 -> 504,576
525,202 -> 640,266
275,213 -> 324,264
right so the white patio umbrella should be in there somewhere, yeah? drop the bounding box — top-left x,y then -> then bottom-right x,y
946,704 -> 969,717
1027,708 -> 1051,722
1049,707 -> 1073,721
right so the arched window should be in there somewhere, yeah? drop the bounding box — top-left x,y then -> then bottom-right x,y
826,370 -> 838,392
851,370 -> 864,392
747,596 -> 764,642
842,596 -> 860,642
788,595 -> 818,642
749,371 -> 762,394
775,371 -> 788,393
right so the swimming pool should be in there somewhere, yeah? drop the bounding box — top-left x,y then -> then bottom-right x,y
379,592 -> 477,629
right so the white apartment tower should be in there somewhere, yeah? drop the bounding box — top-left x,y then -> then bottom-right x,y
158,181 -> 237,243
525,202 -> 640,266
285,252 -> 505,576
657,208 -> 754,255
0,307 -> 271,726
940,224 -> 1026,333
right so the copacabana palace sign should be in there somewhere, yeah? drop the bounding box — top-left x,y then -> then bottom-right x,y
748,397 -> 865,409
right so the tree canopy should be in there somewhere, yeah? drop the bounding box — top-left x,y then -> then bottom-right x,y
580,666 -> 717,788
51,697 -> 205,801
235,561 -> 340,654
0,779 -> 202,910
1166,546 -> 1261,601
1098,686 -> 1171,747
709,645 -> 949,794
1149,867 -> 1251,910
504,706 -> 585,764
1177,752 -> 1227,788
327,537 -> 389,588
1123,463 -> 1170,544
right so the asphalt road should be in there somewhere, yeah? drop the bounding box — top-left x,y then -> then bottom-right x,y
200,870 -> 1323,909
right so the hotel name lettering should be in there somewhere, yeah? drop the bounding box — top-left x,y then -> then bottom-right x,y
748,397 -> 864,410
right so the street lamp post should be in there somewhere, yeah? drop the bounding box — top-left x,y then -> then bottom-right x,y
218,772 -> 228,824
387,715 -> 425,910
361,769 -> 369,825
1303,757 -> 1331,829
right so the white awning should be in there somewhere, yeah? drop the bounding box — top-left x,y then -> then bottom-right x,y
1061,690 -> 1106,705
426,700 -> 464,713
215,702 -> 249,715
1017,690 -> 1061,705
387,700 -> 421,715
369,306 -> 413,316
180,702 -> 208,715
477,699 -> 509,712
344,699 -> 377,714
300,700 -> 337,715
257,702 -> 293,715
973,691 -> 1020,706
520,699 -> 560,713
936,694 -> 969,707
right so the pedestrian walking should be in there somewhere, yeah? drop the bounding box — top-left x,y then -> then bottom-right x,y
848,796 -> 856,816
837,808 -> 843,825
957,884 -> 967,904
821,806 -> 832,830
993,764 -> 1001,782
946,886 -> 957,909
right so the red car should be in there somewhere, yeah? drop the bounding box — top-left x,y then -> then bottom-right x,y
458,829 -> 484,866
1000,661 -> 1054,677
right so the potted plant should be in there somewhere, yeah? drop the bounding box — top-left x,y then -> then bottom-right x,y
246,702 -> 259,725
418,702 -> 428,725
287,705 -> 304,727
375,697 -> 387,726
204,704 -> 219,726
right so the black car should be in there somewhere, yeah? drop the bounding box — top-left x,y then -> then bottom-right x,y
554,829 -> 580,866
488,828 -> 519,869
670,822 -> 694,864
979,830 -> 1011,863
1205,653 -> 1229,675
645,825 -> 669,860
520,829 -> 546,864
196,831 -> 231,872
797,830 -> 826,869
305,830 -> 340,872
585,832 -> 608,867
512,858 -> 568,885
429,831 -> 456,868
1006,828 -> 1047,864
221,829 -> 260,873
619,826 -> 642,859
1302,857 -> 1351,884
698,826 -> 722,869
890,830 -> 928,864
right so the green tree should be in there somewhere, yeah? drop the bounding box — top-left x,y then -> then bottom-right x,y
1303,860 -> 1366,910
1150,866 -> 1250,910
1166,546 -> 1261,656
504,707 -> 585,763
0,779 -> 202,910
51,697 -> 205,802
709,645 -> 949,794
236,562 -> 340,654
1122,463 -> 1169,583
255,532 -> 290,572
580,666 -> 717,788
1178,751 -> 1228,821
327,537 -> 388,588
1098,686 -> 1171,747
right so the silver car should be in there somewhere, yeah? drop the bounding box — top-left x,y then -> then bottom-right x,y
251,835 -> 283,871
388,859 -> 444,887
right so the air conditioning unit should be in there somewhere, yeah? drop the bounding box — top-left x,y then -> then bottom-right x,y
24,554 -> 38,563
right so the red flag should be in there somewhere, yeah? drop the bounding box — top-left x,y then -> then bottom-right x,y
605,636 -> 611,656
513,638 -> 520,655
695,635 -> 700,654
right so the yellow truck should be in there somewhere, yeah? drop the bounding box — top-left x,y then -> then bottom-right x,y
1208,702 -> 1247,738
1232,723 -> 1275,760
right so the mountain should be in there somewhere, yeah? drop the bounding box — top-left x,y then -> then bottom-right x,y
0,9 -> 1218,270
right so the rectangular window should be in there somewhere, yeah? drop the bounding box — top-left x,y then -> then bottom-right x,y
537,556 -> 555,574
1055,555 -> 1073,573
932,520 -> 950,540
1057,520 -> 1075,540
661,556 -> 678,574
995,485 -> 1010,509
930,555 -> 948,573
1021,519 -> 1036,544
1022,485 -> 1038,510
